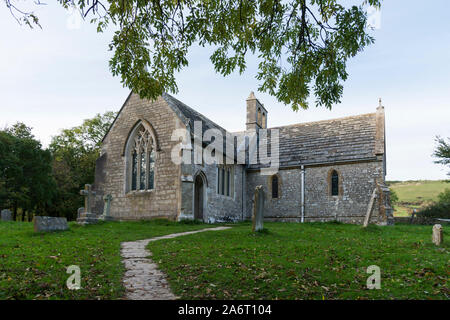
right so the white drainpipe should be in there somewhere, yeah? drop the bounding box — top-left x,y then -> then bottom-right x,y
301,165 -> 305,223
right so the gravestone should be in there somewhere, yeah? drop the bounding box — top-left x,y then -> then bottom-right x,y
363,182 -> 394,227
77,207 -> 85,219
363,189 -> 377,227
1,209 -> 12,221
77,184 -> 100,225
33,216 -> 68,232
99,194 -> 114,221
432,224 -> 443,246
252,185 -> 265,232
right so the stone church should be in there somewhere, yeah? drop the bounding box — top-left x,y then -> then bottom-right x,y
92,91 -> 392,225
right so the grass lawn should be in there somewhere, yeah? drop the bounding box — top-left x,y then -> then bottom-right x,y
148,222 -> 450,300
389,180 -> 450,217
0,219 -> 212,300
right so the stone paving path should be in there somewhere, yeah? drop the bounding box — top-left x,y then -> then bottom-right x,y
121,226 -> 231,300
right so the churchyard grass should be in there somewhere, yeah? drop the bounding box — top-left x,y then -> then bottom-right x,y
0,219 -> 212,299
148,222 -> 450,300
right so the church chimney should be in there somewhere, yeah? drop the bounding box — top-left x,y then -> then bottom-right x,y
246,91 -> 268,131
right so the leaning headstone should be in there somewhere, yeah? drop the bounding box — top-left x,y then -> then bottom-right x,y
432,224 -> 443,246
1,209 -> 12,221
77,184 -> 100,225
252,185 -> 265,232
99,194 -> 114,221
363,189 -> 377,227
33,216 -> 68,232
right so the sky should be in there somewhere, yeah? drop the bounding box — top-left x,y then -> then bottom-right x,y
0,0 -> 449,181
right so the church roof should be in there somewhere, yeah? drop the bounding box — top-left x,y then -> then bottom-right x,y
258,113 -> 379,168
162,93 -> 229,138
103,92 -> 382,167
163,92 -> 381,167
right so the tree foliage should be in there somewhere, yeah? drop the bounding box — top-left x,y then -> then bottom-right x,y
389,189 -> 398,206
5,0 -> 381,110
49,111 -> 116,220
0,123 -> 56,221
418,188 -> 450,219
433,136 -> 450,176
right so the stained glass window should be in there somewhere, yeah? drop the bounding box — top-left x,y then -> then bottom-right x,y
131,150 -> 138,191
140,151 -> 146,190
149,150 -> 155,190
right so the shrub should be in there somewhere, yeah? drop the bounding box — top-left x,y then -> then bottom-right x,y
417,189 -> 450,218
390,189 -> 399,206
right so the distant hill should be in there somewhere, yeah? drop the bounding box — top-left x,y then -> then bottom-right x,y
387,180 -> 450,217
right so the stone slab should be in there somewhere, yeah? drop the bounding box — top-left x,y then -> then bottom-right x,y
33,216 -> 68,232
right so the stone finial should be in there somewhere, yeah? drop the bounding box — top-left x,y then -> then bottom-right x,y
247,91 -> 257,100
432,224 -> 443,246
377,98 -> 384,110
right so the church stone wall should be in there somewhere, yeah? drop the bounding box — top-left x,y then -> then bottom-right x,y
245,169 -> 302,221
304,161 -> 384,224
94,93 -> 184,220
205,164 -> 244,223
245,160 -> 384,224
180,163 -> 245,223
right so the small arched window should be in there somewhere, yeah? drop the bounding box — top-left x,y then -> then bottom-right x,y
262,112 -> 266,128
271,175 -> 279,198
331,170 -> 339,196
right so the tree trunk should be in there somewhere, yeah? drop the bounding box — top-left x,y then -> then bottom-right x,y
13,202 -> 17,221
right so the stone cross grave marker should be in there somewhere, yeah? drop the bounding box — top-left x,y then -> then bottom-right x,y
100,194 -> 114,221
77,184 -> 100,225
432,224 -> 443,246
252,185 -> 265,232
1,209 -> 12,221
80,184 -> 96,213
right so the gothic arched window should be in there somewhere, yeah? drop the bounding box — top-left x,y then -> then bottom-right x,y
331,170 -> 339,196
126,122 -> 157,192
